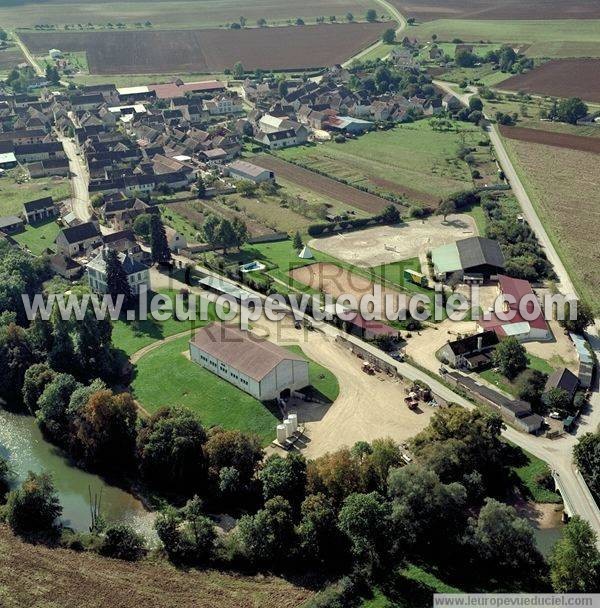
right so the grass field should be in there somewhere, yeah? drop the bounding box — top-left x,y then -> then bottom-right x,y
0,0 -> 383,30
501,138 -> 600,315
437,63 -> 514,86
510,445 -> 562,504
131,335 -> 339,444
111,290 -> 218,356
0,176 -> 70,216
12,218 -> 60,255
276,120 -> 483,205
412,19 -> 600,58
479,354 -> 555,397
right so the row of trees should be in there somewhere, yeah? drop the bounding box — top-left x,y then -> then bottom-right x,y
201,213 -> 248,253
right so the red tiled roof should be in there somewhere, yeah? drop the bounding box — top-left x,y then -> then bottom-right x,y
346,312 -> 398,337
149,80 -> 225,99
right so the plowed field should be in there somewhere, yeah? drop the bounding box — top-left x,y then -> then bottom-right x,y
499,125 -> 600,154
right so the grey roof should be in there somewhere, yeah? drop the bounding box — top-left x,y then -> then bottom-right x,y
23,196 -> 54,212
446,330 -> 499,356
0,215 -> 23,229
190,322 -> 306,382
545,367 -> 579,397
57,221 -> 101,244
456,237 -> 505,270
87,248 -> 148,275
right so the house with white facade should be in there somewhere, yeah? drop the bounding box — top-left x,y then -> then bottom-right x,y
189,323 -> 310,401
86,248 -> 150,296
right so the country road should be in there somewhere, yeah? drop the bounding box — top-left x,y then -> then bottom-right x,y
57,134 -> 92,221
12,32 -> 44,77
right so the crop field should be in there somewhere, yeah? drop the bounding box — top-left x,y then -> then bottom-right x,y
409,19 -> 600,58
499,125 -> 600,154
19,22 -> 393,73
503,138 -> 600,314
392,0 -> 600,22
276,121 -> 483,206
0,46 -> 25,71
0,526 -> 313,608
0,0 -> 382,30
251,155 -> 393,215
501,59 -> 600,103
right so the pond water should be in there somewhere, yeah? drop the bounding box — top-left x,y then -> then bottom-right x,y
0,408 -> 155,539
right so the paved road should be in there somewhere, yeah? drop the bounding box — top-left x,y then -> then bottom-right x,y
58,135 -> 92,221
341,0 -> 407,67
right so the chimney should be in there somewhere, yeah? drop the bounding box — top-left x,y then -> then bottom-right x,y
477,335 -> 483,352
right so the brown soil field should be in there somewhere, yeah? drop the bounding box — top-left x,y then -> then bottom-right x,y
253,155 -> 395,215
0,47 -> 25,71
501,59 -> 600,103
392,0 -> 600,22
290,262 -> 408,316
499,125 -> 600,154
504,138 -> 600,314
20,22 -> 393,73
0,526 -> 313,608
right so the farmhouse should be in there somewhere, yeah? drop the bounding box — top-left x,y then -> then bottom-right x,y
544,367 -> 579,403
189,323 -> 310,401
86,248 -> 150,296
438,330 -> 499,370
55,221 -> 103,256
478,275 -> 551,342
225,160 -> 274,183
0,216 -> 24,235
23,196 -> 58,223
431,236 -> 505,281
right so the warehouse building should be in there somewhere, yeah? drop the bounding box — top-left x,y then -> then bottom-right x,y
431,236 -> 505,282
189,323 -> 310,401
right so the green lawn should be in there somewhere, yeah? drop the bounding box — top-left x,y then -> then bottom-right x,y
131,334 -> 279,445
479,354 -> 555,397
437,63 -> 514,87
413,19 -> 600,58
0,176 -> 70,216
510,443 -> 562,504
112,290 -> 218,356
286,345 -> 339,403
276,120 -> 481,203
12,219 -> 60,256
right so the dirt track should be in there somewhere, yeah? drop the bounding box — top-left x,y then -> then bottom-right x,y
499,125 -> 600,154
253,155 -> 394,215
501,59 -> 600,104
20,22 -> 393,73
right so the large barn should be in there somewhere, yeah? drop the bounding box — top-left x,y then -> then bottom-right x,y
431,236 -> 505,282
189,323 -> 310,401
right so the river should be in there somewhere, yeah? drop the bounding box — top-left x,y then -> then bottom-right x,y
0,408 -> 155,539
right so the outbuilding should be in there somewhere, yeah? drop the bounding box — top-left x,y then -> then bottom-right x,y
226,160 -> 274,184
189,323 -> 310,401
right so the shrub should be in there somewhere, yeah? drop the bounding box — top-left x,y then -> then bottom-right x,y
99,524 -> 146,561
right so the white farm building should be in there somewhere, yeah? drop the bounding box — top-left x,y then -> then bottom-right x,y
189,323 -> 310,401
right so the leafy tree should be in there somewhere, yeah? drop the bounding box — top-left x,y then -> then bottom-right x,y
293,231 -> 303,251
559,300 -> 593,334
196,174 -> 206,198
237,496 -> 296,566
215,218 -> 237,254
105,248 -> 132,307
48,310 -> 76,373
469,96 -> 483,112
155,506 -> 195,563
437,198 -> 456,221
137,406 -> 207,495
278,79 -> 288,98
0,456 -> 11,501
297,493 -> 349,567
555,97 -> 588,125
365,9 -> 377,22
542,387 -> 570,414
184,495 -> 216,560
22,363 -> 56,414
230,217 -> 249,250
201,213 -> 221,247
6,472 -> 62,537
516,369 -> 548,409
346,12 -> 354,21
99,524 -> 146,561
236,179 -> 258,197
455,49 -> 476,67
468,498 -> 545,589
36,373 -> 82,443
492,337 -> 528,379
204,427 -> 263,488
295,17 -> 305,25
574,431 -> 600,501
257,17 -> 267,26
73,309 -> 115,381
232,61 -> 245,78
150,215 -> 172,265
0,323 -> 36,404
70,389 -> 138,469
133,213 -> 153,239
382,28 -> 395,44
338,491 -> 391,570
381,204 -> 400,224
307,447 -> 364,505
218,466 -> 241,498
498,46 -> 517,71
259,452 -> 307,507
550,516 -> 600,592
